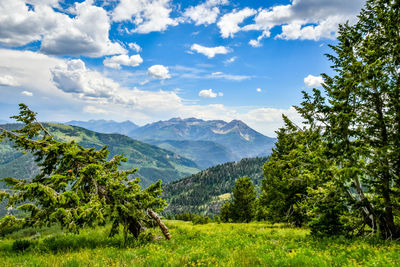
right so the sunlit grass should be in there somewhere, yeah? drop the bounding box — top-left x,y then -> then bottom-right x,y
0,220 -> 399,266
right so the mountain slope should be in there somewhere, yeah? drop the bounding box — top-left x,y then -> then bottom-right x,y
162,157 -> 268,216
146,140 -> 236,169
129,118 -> 276,162
0,123 -> 200,187
67,119 -> 138,136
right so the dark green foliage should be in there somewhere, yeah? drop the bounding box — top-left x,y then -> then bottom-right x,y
220,202 -> 233,223
0,104 -> 167,244
259,117 -> 331,226
11,239 -> 32,252
220,177 -> 256,222
175,213 -> 193,221
162,157 -> 267,216
191,214 -> 211,225
259,0 -> 400,238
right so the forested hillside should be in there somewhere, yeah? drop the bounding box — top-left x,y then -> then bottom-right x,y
0,123 -> 200,187
162,157 -> 267,216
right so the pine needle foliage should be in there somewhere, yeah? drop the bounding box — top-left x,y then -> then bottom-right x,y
0,104 -> 166,243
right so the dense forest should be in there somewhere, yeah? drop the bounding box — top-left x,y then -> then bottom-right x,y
162,157 -> 266,216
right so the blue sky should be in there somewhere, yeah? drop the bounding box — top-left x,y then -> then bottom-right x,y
0,0 -> 365,136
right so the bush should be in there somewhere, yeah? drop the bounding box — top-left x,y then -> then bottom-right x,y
175,213 -> 193,221
12,239 -> 32,252
192,215 -> 210,225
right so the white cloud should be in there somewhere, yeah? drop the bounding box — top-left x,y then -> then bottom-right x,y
21,91 -> 33,96
277,16 -> 345,41
112,0 -> 178,33
51,59 -> 118,98
184,0 -> 228,26
210,71 -> 250,81
217,8 -> 256,38
0,49 -> 63,96
224,56 -> 237,64
0,75 -> 19,86
148,65 -> 171,80
41,0 -> 126,57
128,43 -> 142,52
304,74 -> 324,87
0,0 -> 125,57
242,0 -> 364,45
103,54 -> 143,69
190,44 -> 231,58
256,88 -> 262,92
249,31 -> 270,47
199,89 -> 218,98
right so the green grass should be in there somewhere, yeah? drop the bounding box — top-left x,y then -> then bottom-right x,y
0,221 -> 399,266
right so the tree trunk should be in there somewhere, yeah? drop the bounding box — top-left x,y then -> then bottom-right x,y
147,209 -> 171,240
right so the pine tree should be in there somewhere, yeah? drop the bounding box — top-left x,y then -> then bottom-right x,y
0,104 -> 167,243
220,177 -> 256,222
295,0 -> 400,238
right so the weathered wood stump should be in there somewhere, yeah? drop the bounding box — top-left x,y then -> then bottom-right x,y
147,209 -> 171,240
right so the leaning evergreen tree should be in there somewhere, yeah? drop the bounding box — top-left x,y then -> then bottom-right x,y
296,0 -> 400,238
0,104 -> 167,243
259,115 -> 333,227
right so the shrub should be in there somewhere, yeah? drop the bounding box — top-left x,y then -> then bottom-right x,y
12,239 -> 32,252
192,214 -> 210,225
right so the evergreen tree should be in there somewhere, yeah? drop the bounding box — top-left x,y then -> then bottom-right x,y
261,0 -> 400,238
0,104 -> 167,243
297,0 -> 400,238
220,177 -> 256,222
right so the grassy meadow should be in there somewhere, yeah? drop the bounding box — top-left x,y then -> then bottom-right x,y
0,221 -> 399,266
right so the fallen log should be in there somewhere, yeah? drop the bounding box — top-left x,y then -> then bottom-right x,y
147,209 -> 171,240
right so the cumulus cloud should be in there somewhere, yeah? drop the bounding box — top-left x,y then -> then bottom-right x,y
0,75 -> 19,86
184,0 -> 228,26
21,91 -> 33,96
199,89 -> 219,98
242,0 -> 364,45
112,0 -> 178,33
103,54 -> 143,69
190,44 -> 231,58
217,7 -> 257,38
41,0 -> 126,57
148,65 -> 171,80
51,59 -> 118,98
0,0 -> 125,57
304,74 -> 324,87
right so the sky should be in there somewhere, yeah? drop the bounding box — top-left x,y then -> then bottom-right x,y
0,0 -> 366,136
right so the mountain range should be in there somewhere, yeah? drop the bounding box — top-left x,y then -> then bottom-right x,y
66,118 -> 276,168
0,123 -> 200,187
